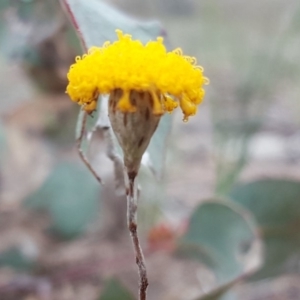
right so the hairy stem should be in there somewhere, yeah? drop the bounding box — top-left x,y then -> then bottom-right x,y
126,172 -> 148,300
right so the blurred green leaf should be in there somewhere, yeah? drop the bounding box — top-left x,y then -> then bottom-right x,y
0,247 -> 35,271
25,161 -> 101,238
0,0 -> 60,60
230,179 -> 300,280
99,278 -> 135,300
62,0 -> 166,49
178,200 -> 260,284
0,0 -> 82,93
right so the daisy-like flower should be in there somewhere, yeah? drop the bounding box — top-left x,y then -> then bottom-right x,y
66,30 -> 209,174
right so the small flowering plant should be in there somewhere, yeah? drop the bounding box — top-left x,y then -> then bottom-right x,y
66,28 -> 208,300
64,3 -> 208,300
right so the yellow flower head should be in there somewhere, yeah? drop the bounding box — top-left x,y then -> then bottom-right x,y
66,30 -> 209,121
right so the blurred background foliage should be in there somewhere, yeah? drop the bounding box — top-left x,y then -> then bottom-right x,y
0,0 -> 300,299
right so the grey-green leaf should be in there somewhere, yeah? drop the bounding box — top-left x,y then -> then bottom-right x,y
0,0 -> 61,60
25,161 -> 101,238
61,0 -> 165,49
99,278 -> 135,300
145,113 -> 172,178
0,247 -> 35,271
230,179 -> 300,280
179,200 -> 261,284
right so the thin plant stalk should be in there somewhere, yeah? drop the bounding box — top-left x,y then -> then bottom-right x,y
125,171 -> 148,300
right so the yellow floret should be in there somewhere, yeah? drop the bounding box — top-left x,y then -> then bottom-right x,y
66,29 -> 209,121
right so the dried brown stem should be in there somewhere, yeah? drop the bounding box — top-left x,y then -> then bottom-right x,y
126,172 -> 148,300
76,111 -> 103,184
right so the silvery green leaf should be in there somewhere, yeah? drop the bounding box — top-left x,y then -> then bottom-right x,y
178,200 -> 262,284
25,161 -> 101,238
61,0 -> 166,49
0,1 -> 62,60
230,179 -> 300,280
144,113 -> 172,178
0,247 -> 35,271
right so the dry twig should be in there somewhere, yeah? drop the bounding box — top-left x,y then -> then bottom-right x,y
125,171 -> 148,300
